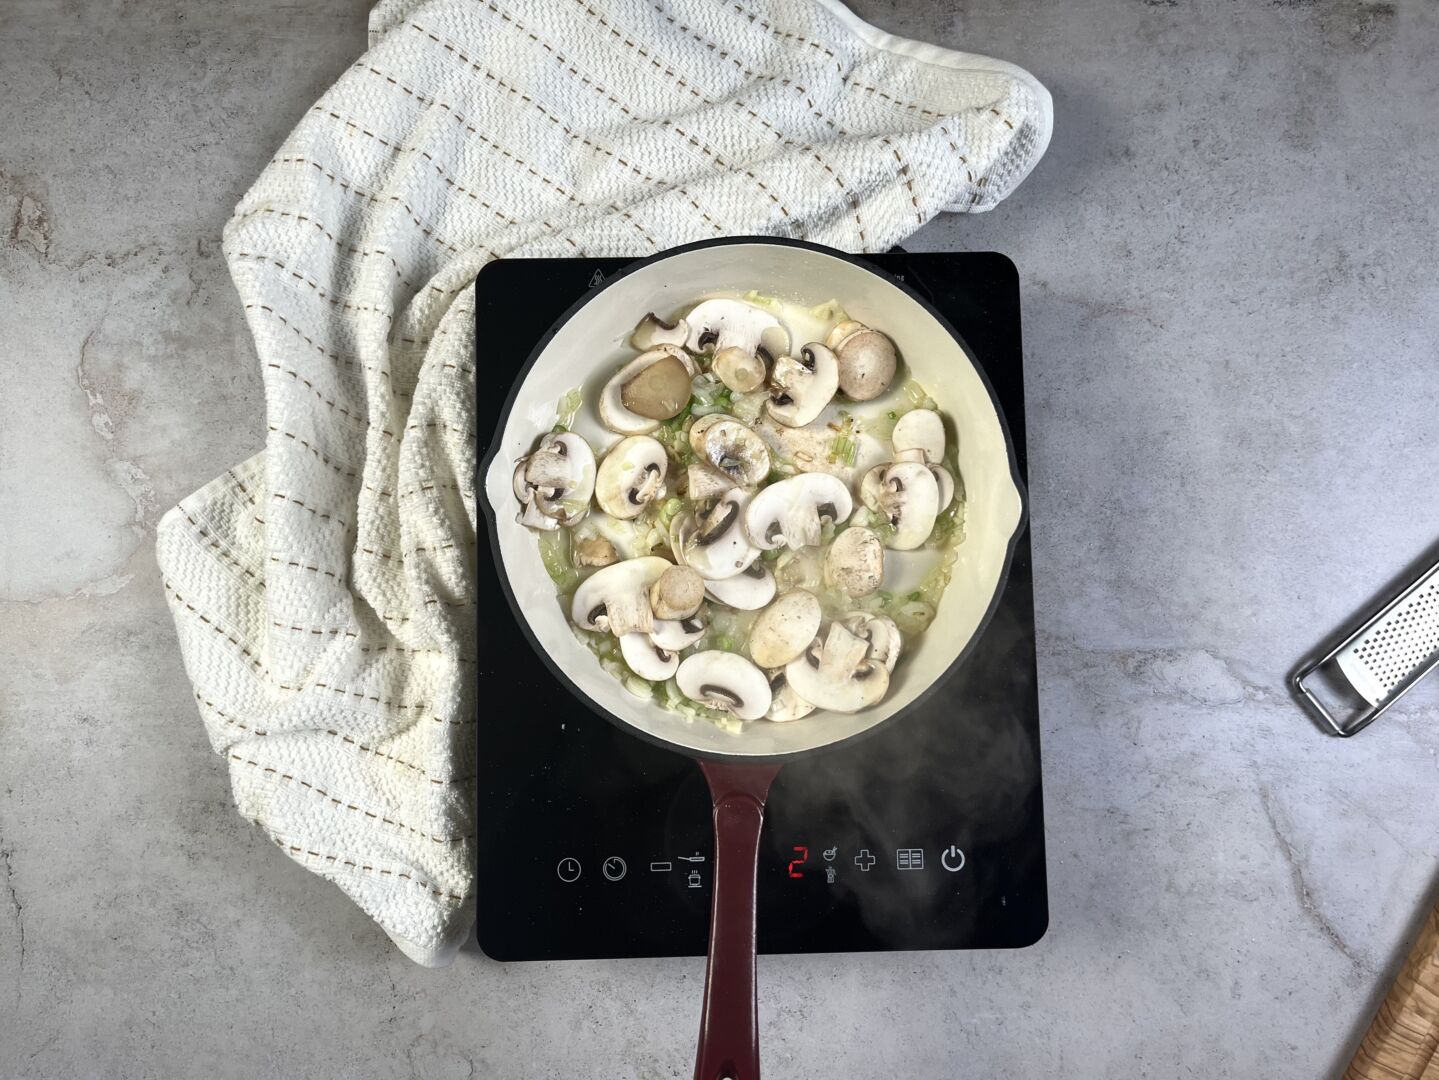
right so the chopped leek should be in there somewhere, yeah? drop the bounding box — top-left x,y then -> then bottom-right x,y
538,529 -> 578,593
808,298 -> 849,323
552,387 -> 582,431
741,289 -> 783,312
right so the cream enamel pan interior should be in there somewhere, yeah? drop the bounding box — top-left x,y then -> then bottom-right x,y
482,239 -> 1025,759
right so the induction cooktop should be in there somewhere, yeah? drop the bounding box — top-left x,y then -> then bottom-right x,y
473,249 -> 1045,961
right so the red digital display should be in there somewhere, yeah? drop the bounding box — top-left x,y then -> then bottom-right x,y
788,845 -> 809,879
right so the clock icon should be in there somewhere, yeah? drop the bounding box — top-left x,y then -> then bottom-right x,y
602,856 -> 627,882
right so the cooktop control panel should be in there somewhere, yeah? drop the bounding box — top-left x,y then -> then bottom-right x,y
474,250 -> 1046,961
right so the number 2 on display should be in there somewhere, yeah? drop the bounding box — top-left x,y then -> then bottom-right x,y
788,845 -> 809,879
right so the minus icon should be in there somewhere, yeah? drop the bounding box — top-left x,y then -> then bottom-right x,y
650,861 -> 672,873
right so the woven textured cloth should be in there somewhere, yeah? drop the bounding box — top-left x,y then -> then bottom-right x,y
155,0 -> 1052,966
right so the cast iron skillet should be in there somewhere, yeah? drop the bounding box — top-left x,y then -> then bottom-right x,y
479,237 -> 1027,1080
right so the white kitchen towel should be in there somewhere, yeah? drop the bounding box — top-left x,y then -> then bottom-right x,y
155,0 -> 1052,966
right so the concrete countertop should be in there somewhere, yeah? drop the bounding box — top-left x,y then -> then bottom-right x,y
3,1 -> 1438,1076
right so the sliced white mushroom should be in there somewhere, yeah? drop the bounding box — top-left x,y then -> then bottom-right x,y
823,527 -> 884,596
689,416 -> 770,487
570,556 -> 670,636
825,321 -> 897,401
684,299 -> 788,364
687,413 -> 732,446
651,612 -> 707,651
745,473 -> 853,551
600,348 -> 696,434
842,612 -> 902,673
676,651 -> 773,721
764,668 -> 816,722
866,461 -> 941,550
518,498 -> 560,531
930,465 -> 955,511
594,435 -> 668,520
858,463 -> 887,512
513,432 -> 596,529
766,343 -> 839,428
892,409 -> 945,464
704,561 -> 777,610
784,621 -> 890,713
748,590 -> 822,668
620,632 -> 680,681
649,565 -> 705,620
713,346 -> 767,393
824,319 -> 864,349
630,312 -> 689,350
686,461 -> 737,502
511,460 -> 532,504
675,489 -> 761,580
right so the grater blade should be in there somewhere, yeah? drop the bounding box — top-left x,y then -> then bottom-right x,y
1334,563 -> 1439,706
1293,553 -> 1439,735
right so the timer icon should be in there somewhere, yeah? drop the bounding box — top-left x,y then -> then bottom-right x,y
602,856 -> 627,882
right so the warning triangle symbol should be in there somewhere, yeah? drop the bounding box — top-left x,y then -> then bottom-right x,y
588,269 -> 605,288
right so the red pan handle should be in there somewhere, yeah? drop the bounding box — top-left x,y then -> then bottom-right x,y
694,760 -> 782,1080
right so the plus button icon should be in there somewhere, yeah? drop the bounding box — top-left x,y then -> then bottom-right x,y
854,849 -> 876,872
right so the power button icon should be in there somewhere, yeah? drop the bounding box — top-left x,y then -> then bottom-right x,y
941,845 -> 966,872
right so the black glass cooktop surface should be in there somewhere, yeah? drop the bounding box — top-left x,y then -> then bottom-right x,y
474,250 -> 1045,961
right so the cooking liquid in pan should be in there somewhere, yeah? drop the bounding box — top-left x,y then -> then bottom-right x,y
528,289 -> 969,730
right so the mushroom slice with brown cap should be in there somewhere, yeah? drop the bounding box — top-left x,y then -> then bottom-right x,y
841,612 -> 902,673
785,621 -> 890,713
866,461 -> 940,550
649,565 -> 705,620
677,651 -> 773,721
651,612 -> 707,651
513,432 -> 596,529
704,561 -> 776,610
689,416 -> 770,488
764,668 -> 815,722
600,348 -> 696,434
748,590 -> 822,668
684,298 -> 789,363
823,527 -> 884,597
766,343 -> 839,428
891,409 -> 945,464
622,353 -> 694,421
619,632 -> 680,681
745,473 -> 853,551
824,321 -> 898,402
570,556 -> 670,636
675,489 -> 761,580
630,312 -> 689,350
595,435 -> 668,520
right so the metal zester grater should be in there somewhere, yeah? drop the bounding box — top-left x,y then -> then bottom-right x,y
1293,554 -> 1439,736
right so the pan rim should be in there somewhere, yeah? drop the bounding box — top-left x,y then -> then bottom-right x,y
476,236 -> 1029,764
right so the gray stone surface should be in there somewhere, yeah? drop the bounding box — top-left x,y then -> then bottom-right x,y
3,0 -> 1438,1076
